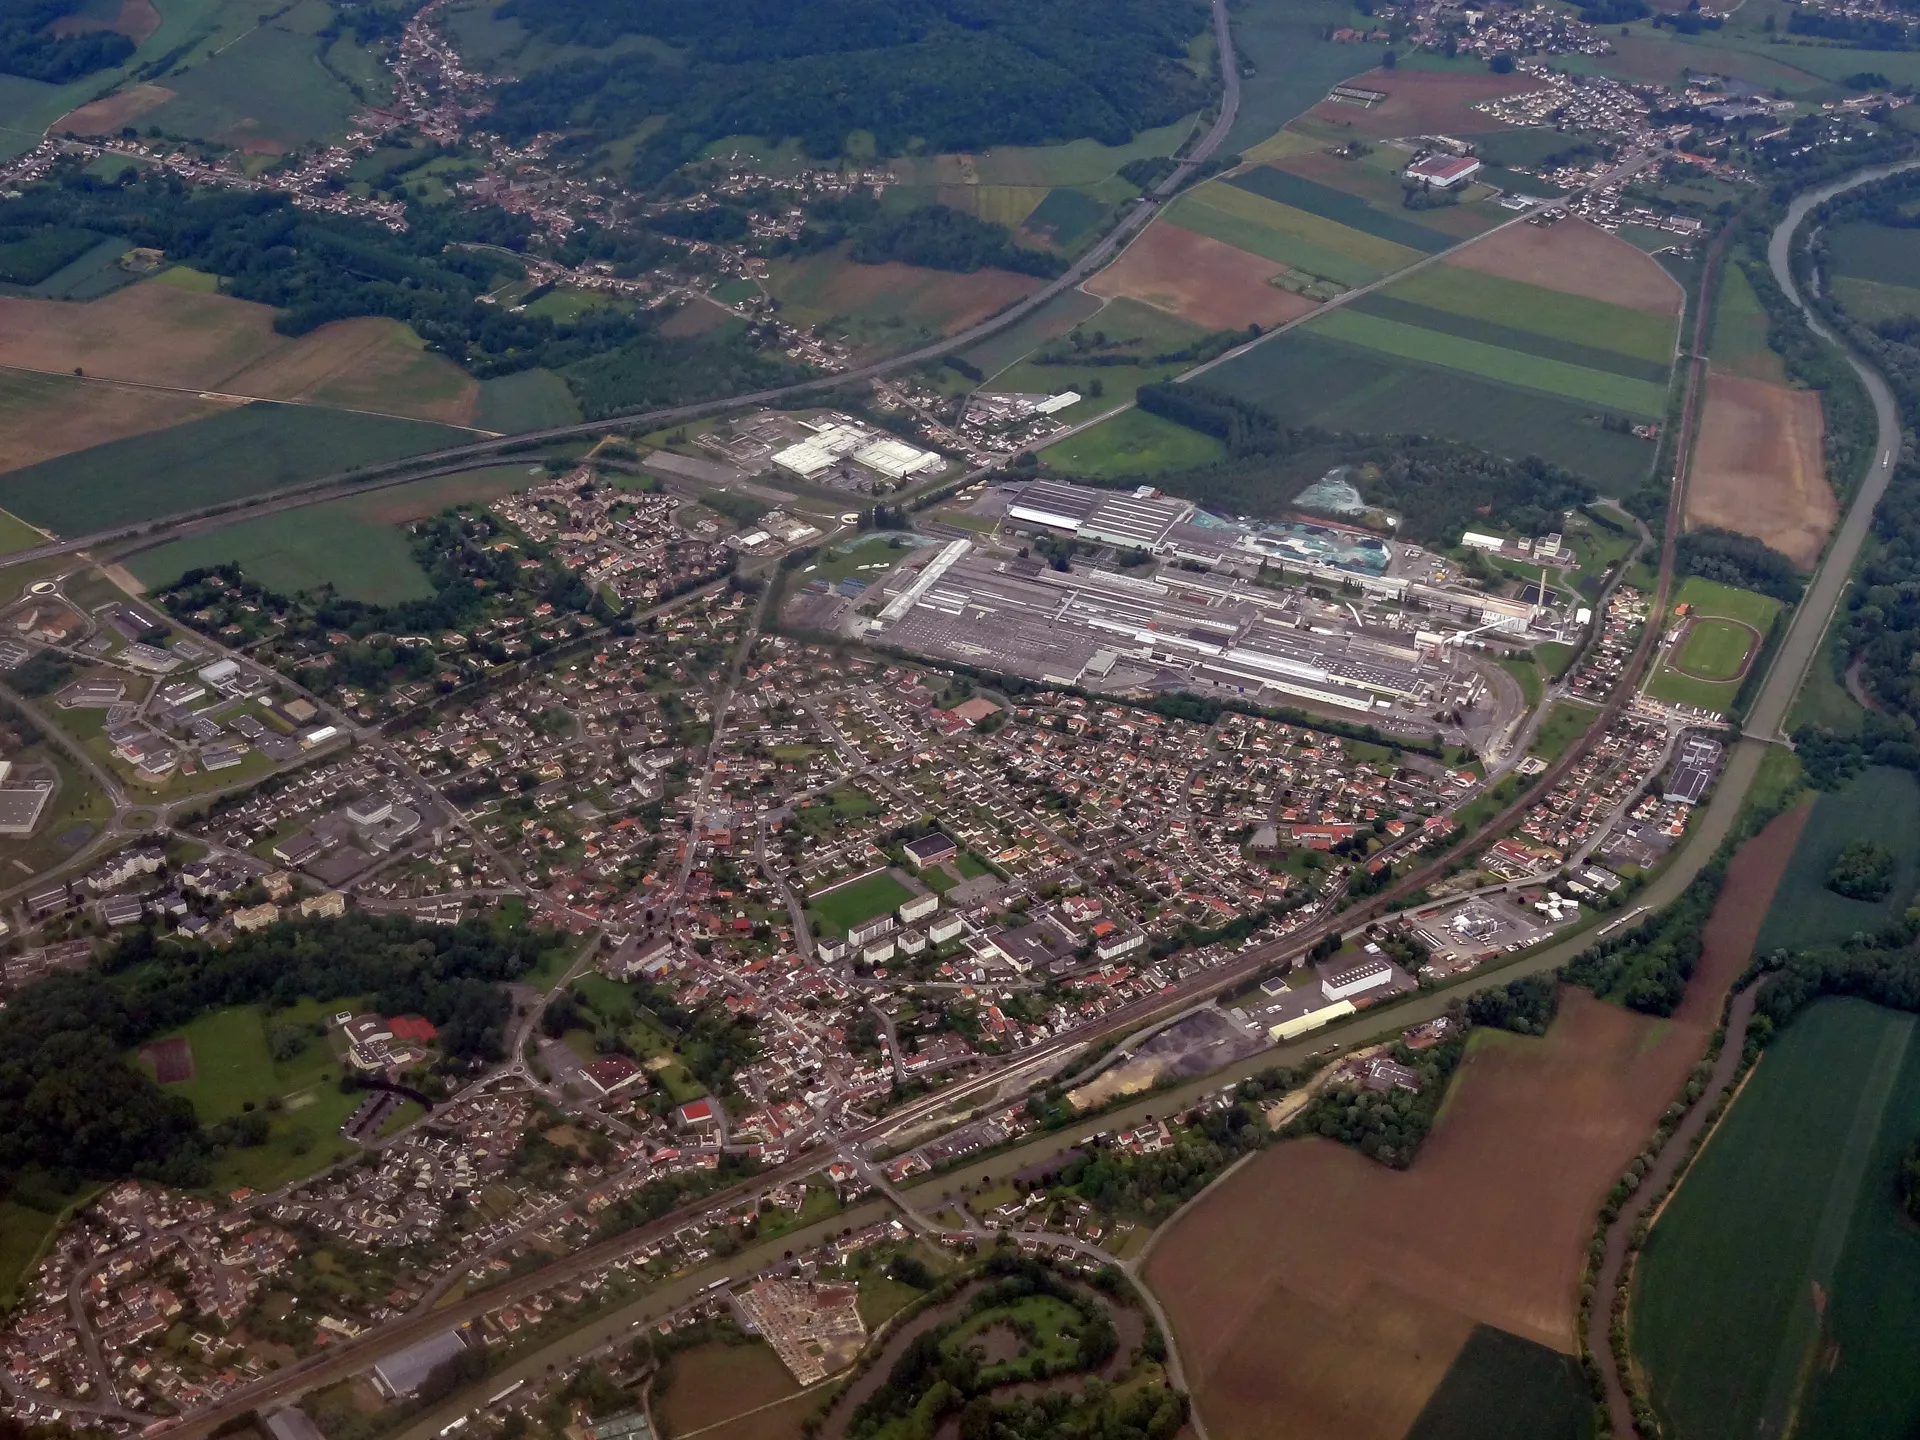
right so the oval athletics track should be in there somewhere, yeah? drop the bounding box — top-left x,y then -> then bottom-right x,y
1668,615 -> 1762,683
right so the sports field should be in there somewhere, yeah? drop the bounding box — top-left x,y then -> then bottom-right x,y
1755,766 -> 1920,955
140,999 -> 362,1192
1634,998 -> 1920,1440
1670,618 -> 1756,681
1646,578 -> 1779,713
1673,575 -> 1782,631
0,402 -> 473,536
127,463 -> 546,600
806,870 -> 915,938
1044,406 -> 1228,478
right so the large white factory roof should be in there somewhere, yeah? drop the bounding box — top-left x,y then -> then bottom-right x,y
854,436 -> 942,479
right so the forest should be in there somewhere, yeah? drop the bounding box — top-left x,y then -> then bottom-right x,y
0,0 -> 132,82
1,171 -> 801,416
484,0 -> 1210,182
1287,1032 -> 1466,1169
0,913 -> 563,1194
1674,527 -> 1805,602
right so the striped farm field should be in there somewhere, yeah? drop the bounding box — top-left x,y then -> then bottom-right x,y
1380,262 -> 1679,366
1169,180 -> 1420,284
1227,164 -> 1453,253
1306,308 -> 1669,416
1350,294 -> 1670,383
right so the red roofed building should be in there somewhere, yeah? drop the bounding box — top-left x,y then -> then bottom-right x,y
582,1054 -> 647,1095
388,1015 -> 439,1044
676,1097 -> 717,1129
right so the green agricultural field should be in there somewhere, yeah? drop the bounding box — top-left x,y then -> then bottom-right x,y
1022,187 -> 1109,249
1826,221 -> 1920,290
1204,332 -> 1659,494
1403,1324 -> 1591,1440
1311,307 -> 1669,415
1755,766 -> 1920,954
957,289 -> 1104,378
1528,701 -> 1598,762
0,403 -> 474,536
984,297 -> 1210,418
1831,274 -> 1920,327
1709,262 -> 1785,382
1672,617 -> 1756,681
1218,0 -> 1386,154
1673,575 -> 1782,631
1227,166 -> 1452,253
1044,406 -> 1228,477
476,368 -> 583,431
1634,998 -> 1920,1440
141,1000 -> 362,1192
143,20 -> 364,152
807,871 -> 915,937
0,505 -> 46,555
1169,180 -> 1420,283
1378,263 -> 1679,367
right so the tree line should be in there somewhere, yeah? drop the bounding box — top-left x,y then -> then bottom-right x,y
486,0 -> 1211,185
0,0 -> 133,83
1675,527 -> 1805,602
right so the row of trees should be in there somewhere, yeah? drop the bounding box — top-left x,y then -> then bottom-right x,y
0,0 -> 132,83
1675,527 -> 1806,602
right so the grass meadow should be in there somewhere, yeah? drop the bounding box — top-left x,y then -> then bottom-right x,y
1673,618 -> 1756,681
1755,766 -> 1920,954
1709,263 -> 1789,384
1634,998 -> 1920,1440
1227,165 -> 1453,253
1827,220 -> 1920,291
1044,406 -> 1228,478
1528,701 -> 1599,763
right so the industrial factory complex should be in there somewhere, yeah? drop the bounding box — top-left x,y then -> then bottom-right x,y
841,480 -> 1571,728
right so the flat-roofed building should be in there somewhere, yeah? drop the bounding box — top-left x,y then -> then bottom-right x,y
372,1329 -> 469,1398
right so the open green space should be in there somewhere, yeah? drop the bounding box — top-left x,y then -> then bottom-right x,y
1307,308 -> 1669,417
0,403 -> 474,537
1536,641 -> 1578,680
1635,998 -> 1920,1440
1827,220 -> 1920,290
1217,0 -> 1399,155
1673,576 -> 1782,631
1498,656 -> 1542,711
956,289 -> 1104,378
1708,263 -> 1786,384
126,463 -> 541,601
0,502 -> 47,556
144,18 -> 364,152
1644,665 -> 1740,714
1404,1323 -> 1591,1440
1352,292 -> 1670,384
567,974 -> 705,1102
943,1293 -> 1087,1382
1168,180 -> 1419,283
140,1000 -> 362,1193
807,870 -> 915,938
1372,262 -> 1680,366
1756,766 -> 1920,954
1204,331 -> 1660,495
1227,165 -> 1452,253
1528,701 -> 1599,763
1044,405 -> 1228,477
1786,628 -> 1868,738
1023,187 -> 1110,249
1831,274 -> 1920,326
476,368 -> 584,432
0,1201 -> 61,1307
1672,617 -> 1756,682
801,534 -> 920,588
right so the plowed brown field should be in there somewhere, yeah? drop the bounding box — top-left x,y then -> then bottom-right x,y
1309,67 -> 1545,139
0,283 -> 477,425
1447,217 -> 1684,315
1146,806 -> 1809,1440
56,82 -> 174,135
1086,222 -> 1317,330
1687,370 -> 1832,569
0,373 -> 230,476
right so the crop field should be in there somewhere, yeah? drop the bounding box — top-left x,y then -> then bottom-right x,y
1755,766 -> 1920,954
807,870 -> 915,938
1226,166 -> 1453,253
1150,811 -> 1803,1440
141,1000 -> 361,1193
1708,263 -> 1788,384
890,113 -> 1198,190
1168,179 -> 1421,285
1044,406 -> 1228,477
1269,144 -> 1504,241
1634,998 -> 1920,1440
659,1342 -> 802,1434
1021,186 -> 1110,249
1826,220 -> 1920,290
1402,1325 -> 1590,1440
1300,66 -> 1547,141
1687,373 -> 1831,568
1217,0 -> 1407,155
1085,221 -> 1316,330
0,402 -> 472,537
1204,332 -> 1660,494
1444,218 -> 1684,316
476,368 -> 582,432
1305,307 -> 1669,416
0,280 -> 481,424
140,13 -> 365,153
763,250 -> 1041,346
1379,262 -> 1679,367
0,370 -> 229,477
955,290 -> 1103,378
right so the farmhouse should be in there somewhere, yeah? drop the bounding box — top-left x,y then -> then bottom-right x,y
1405,153 -> 1483,189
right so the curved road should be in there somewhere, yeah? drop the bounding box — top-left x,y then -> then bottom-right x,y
0,0 -> 1242,582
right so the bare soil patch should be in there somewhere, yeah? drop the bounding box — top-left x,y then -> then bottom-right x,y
1687,370 -> 1833,570
1086,222 -> 1317,330
1146,807 -> 1811,1440
1307,67 -> 1545,139
56,83 -> 175,136
660,1343 -> 801,1435
778,257 -> 1042,337
140,1037 -> 193,1084
1447,217 -> 1684,315
0,374 -> 230,476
